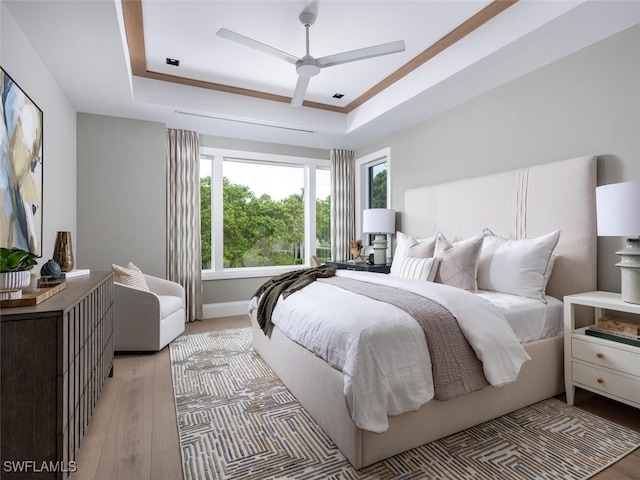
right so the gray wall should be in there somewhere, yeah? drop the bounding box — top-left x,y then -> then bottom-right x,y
203,276 -> 268,305
2,3 -> 77,267
76,113 -> 167,277
200,135 -> 328,159
357,24 -> 640,294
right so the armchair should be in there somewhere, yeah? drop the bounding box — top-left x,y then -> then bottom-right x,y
113,274 -> 186,351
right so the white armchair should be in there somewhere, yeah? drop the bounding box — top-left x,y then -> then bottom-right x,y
113,274 -> 186,351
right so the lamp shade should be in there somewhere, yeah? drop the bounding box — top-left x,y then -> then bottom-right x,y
362,208 -> 395,234
596,181 -> 640,236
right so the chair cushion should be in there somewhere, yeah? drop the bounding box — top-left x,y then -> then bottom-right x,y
158,295 -> 183,318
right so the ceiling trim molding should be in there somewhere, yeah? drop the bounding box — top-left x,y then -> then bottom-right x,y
121,0 -> 517,114
122,0 -> 145,76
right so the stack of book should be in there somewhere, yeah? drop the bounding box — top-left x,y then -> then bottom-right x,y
585,316 -> 640,347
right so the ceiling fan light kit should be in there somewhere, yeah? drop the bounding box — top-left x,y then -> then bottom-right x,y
296,57 -> 321,77
217,10 -> 405,107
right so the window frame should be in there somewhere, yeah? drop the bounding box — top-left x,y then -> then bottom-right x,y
200,147 -> 329,280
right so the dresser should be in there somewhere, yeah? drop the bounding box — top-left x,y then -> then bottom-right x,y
1,272 -> 114,479
564,291 -> 640,409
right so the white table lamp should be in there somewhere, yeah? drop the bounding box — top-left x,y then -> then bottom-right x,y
362,208 -> 395,265
596,180 -> 640,304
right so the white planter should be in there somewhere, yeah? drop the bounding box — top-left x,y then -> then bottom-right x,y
0,271 -> 31,300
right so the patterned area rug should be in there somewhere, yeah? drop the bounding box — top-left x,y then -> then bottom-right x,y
170,328 -> 640,480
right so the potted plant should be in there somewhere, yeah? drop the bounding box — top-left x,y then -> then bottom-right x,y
0,247 -> 38,300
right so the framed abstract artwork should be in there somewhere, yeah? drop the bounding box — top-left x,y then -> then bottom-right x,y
1,67 -> 44,256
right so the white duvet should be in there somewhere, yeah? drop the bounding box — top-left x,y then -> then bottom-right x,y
249,270 -> 530,433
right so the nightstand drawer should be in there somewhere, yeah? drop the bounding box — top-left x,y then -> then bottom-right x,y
572,362 -> 640,403
572,337 -> 640,377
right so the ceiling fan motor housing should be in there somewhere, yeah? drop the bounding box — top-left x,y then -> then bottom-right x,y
299,12 -> 316,26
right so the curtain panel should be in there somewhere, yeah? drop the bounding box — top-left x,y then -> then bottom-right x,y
166,129 -> 203,322
330,149 -> 356,261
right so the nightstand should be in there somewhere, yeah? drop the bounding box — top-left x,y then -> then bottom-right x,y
326,261 -> 391,274
564,291 -> 640,409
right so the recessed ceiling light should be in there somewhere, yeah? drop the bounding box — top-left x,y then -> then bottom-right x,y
166,58 -> 180,66
333,93 -> 344,99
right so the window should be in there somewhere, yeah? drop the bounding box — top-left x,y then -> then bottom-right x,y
355,148 -> 391,240
200,148 -> 330,277
369,162 -> 388,209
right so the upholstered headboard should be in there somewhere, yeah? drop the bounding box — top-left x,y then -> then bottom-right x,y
403,155 -> 597,302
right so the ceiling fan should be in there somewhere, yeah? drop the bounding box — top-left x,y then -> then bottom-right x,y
217,11 -> 405,107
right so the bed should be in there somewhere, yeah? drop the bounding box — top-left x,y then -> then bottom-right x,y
249,155 -> 597,469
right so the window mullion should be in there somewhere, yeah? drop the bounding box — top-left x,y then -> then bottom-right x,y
305,166 -> 316,265
213,155 -> 224,271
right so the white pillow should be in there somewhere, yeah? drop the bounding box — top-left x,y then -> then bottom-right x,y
112,262 -> 150,292
434,233 -> 484,291
543,254 -> 558,292
390,231 -> 436,276
395,256 -> 440,282
477,229 -> 560,302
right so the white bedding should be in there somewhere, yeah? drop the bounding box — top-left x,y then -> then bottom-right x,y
250,270 -> 531,433
476,290 -> 563,344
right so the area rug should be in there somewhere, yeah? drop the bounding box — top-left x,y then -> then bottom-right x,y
170,328 -> 640,480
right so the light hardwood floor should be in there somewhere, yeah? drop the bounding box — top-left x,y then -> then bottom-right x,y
74,316 -> 640,480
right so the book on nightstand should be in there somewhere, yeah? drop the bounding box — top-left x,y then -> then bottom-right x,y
596,316 -> 640,336
585,327 -> 640,347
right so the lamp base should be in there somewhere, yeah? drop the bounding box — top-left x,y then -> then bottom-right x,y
616,237 -> 640,304
372,234 -> 388,265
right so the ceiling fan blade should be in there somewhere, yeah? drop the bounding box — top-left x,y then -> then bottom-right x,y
291,76 -> 310,107
217,28 -> 299,65
318,40 -> 405,68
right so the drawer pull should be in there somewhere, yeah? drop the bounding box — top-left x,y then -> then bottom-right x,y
597,377 -> 605,384
596,352 -> 604,359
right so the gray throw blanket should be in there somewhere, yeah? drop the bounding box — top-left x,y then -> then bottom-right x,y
253,265 -> 336,336
319,276 -> 489,401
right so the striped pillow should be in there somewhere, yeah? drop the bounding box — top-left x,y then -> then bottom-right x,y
112,262 -> 150,291
397,256 -> 440,282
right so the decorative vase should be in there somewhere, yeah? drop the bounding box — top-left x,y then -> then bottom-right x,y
53,231 -> 74,272
0,270 -> 31,300
41,259 -> 62,279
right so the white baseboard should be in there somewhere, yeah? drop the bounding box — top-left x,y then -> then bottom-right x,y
203,300 -> 250,319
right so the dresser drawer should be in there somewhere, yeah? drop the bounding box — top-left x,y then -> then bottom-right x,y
572,337 -> 640,377
572,362 -> 640,404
